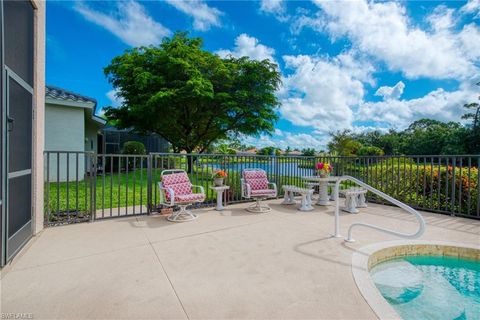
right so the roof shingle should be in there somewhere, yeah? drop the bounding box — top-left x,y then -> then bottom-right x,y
45,85 -> 97,104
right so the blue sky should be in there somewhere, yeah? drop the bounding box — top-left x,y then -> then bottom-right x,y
47,0 -> 480,150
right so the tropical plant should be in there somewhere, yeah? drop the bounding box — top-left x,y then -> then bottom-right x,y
328,130 -> 362,156
215,144 -> 236,155
257,146 -> 281,156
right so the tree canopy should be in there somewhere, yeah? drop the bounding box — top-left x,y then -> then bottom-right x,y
104,32 -> 281,153
328,117 -> 478,157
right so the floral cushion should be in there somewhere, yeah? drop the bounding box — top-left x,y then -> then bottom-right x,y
251,189 -> 276,196
243,170 -> 269,190
162,172 -> 193,201
176,193 -> 205,203
243,170 -> 267,180
162,172 -> 190,186
165,182 -> 192,200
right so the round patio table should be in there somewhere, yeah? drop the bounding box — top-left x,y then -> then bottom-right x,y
302,176 -> 340,205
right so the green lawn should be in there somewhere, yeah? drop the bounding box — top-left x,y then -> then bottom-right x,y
46,169 -> 218,214
45,165 -> 307,222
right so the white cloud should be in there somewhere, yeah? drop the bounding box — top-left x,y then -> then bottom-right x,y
165,0 -> 222,31
308,0 -> 480,80
216,34 -> 276,62
375,81 -> 405,100
461,0 -> 480,17
260,0 -> 284,14
259,0 -> 289,21
458,24 -> 480,61
74,1 -> 170,47
426,6 -> 455,32
274,128 -> 283,136
290,12 -> 324,35
106,89 -> 124,108
279,52 -> 373,134
357,83 -> 478,129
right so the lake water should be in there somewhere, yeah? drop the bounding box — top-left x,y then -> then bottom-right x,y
210,161 -> 316,177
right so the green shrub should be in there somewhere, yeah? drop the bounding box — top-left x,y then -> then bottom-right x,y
361,161 -> 478,215
122,141 -> 146,155
357,145 -> 384,156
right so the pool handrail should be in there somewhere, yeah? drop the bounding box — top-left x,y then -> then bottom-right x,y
332,176 -> 426,242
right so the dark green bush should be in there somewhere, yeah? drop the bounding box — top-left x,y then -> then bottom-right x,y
122,141 -> 146,155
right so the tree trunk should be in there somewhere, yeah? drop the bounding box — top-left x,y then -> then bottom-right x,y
185,149 -> 194,174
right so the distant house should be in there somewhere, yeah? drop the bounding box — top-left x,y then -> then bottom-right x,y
44,85 -> 105,181
236,148 -> 257,155
288,150 -> 303,156
45,85 -> 105,152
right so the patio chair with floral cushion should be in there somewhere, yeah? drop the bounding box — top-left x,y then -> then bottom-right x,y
241,168 -> 278,213
159,169 -> 205,222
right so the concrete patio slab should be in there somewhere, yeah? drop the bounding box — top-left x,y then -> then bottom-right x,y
1,244 -> 187,319
9,216 -> 149,270
1,199 -> 479,319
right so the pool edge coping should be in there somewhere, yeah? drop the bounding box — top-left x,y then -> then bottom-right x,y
351,240 -> 480,320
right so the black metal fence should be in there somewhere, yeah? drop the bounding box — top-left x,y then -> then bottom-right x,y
44,152 -> 480,225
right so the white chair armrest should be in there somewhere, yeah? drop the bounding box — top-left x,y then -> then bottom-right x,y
268,182 -> 278,196
192,185 -> 205,195
242,182 -> 251,198
158,183 -> 174,206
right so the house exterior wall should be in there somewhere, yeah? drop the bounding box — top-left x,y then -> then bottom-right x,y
32,0 -> 45,235
45,104 -> 84,151
85,118 -> 99,153
44,103 -> 85,182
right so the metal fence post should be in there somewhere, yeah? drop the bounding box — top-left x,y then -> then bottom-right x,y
147,153 -> 153,214
90,152 -> 97,222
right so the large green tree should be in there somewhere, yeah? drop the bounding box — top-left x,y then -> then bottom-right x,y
104,32 -> 281,154
401,119 -> 467,155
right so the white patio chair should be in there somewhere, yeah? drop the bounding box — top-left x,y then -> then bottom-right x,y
159,169 -> 205,222
241,169 -> 277,213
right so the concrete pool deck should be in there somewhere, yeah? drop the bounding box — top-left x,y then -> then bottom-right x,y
1,200 -> 479,319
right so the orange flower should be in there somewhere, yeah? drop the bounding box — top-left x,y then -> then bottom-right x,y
213,169 -> 227,178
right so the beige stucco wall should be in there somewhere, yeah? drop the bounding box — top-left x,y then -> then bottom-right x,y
45,104 -> 85,151
32,0 -> 45,235
85,115 -> 100,153
44,103 -> 86,182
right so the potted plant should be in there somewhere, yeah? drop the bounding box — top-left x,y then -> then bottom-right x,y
212,169 -> 227,186
315,162 -> 333,178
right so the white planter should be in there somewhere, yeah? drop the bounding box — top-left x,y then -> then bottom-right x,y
214,178 -> 224,186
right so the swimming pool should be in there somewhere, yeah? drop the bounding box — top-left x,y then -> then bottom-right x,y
370,255 -> 480,320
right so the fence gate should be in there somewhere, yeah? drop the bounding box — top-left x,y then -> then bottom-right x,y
93,154 -> 150,220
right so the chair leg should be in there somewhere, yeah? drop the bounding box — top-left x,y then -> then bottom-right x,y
246,198 -> 271,213
167,204 -> 198,222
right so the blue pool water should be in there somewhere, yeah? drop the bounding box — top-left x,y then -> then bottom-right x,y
370,255 -> 480,320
